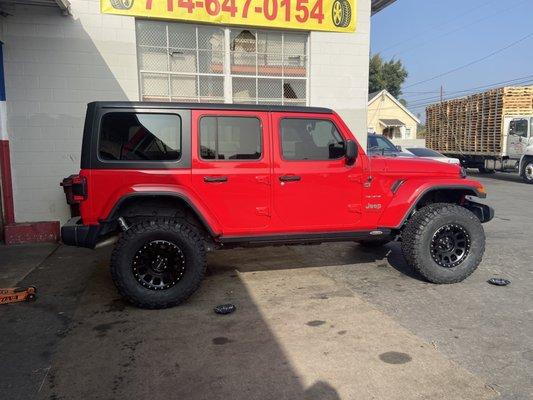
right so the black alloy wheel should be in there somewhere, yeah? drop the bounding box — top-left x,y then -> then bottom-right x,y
430,224 -> 470,268
132,240 -> 185,290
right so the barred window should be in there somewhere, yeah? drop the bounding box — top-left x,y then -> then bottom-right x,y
137,21 -> 225,103
136,20 -> 308,105
230,29 -> 307,105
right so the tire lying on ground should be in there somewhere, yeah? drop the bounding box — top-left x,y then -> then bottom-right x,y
110,218 -> 206,309
401,203 -> 485,284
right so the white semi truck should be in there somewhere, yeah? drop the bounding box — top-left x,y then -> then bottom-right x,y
426,86 -> 533,183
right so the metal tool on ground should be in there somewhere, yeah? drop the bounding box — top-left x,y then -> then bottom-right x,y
214,304 -> 236,315
487,278 -> 511,286
0,286 -> 37,304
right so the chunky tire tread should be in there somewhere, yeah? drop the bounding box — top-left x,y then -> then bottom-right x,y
401,203 -> 485,284
110,218 -> 206,309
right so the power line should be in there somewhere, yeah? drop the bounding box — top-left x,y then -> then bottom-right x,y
404,82 -> 533,110
404,32 -> 533,88
387,0 -> 529,58
406,78 -> 533,108
374,0 -> 499,55
373,78 -> 533,112
404,74 -> 533,101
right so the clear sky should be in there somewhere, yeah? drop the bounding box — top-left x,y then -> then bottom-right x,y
370,0 -> 533,122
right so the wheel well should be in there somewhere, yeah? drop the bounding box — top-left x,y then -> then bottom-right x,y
106,195 -> 213,237
521,156 -> 533,172
396,188 -> 481,231
414,188 -> 476,211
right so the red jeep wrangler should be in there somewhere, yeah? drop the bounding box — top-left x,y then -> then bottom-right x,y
61,102 -> 493,309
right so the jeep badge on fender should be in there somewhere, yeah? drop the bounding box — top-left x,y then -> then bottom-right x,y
60,102 -> 493,309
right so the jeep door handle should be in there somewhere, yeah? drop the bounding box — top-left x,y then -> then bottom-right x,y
203,176 -> 228,183
279,175 -> 301,182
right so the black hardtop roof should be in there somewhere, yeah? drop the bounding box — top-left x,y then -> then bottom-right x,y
89,101 -> 334,114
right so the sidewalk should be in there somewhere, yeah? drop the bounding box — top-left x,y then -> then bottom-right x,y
0,243 -> 58,287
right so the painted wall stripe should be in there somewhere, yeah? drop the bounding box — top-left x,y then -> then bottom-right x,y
0,102 -> 7,141
0,42 -> 15,225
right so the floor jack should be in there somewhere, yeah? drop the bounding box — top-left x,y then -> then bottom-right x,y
0,286 -> 37,304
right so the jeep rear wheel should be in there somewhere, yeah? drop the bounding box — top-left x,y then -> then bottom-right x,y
401,203 -> 485,284
110,219 -> 206,309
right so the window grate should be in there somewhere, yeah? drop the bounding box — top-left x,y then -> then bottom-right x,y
136,20 -> 308,105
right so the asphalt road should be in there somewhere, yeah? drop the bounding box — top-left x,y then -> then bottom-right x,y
323,170 -> 533,399
0,170 -> 531,400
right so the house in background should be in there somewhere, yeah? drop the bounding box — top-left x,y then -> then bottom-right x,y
367,89 -> 421,143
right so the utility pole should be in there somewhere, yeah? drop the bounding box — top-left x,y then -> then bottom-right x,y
440,85 -> 444,103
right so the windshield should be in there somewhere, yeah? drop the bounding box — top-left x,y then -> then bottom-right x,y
367,135 -> 398,154
406,148 -> 443,157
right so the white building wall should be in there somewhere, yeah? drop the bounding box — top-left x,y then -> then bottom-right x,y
2,1 -> 138,223
310,0 -> 370,150
2,0 -> 371,224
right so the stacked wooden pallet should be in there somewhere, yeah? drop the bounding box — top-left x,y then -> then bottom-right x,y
426,86 -> 533,155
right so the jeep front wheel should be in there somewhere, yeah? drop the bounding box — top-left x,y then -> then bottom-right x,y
110,219 -> 206,309
401,203 -> 485,284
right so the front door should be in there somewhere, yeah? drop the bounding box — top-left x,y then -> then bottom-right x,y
191,110 -> 271,234
506,117 -> 529,158
271,112 -> 364,231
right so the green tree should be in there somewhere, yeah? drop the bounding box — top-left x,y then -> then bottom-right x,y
369,54 -> 408,99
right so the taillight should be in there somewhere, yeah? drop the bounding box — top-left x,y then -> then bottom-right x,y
61,174 -> 88,204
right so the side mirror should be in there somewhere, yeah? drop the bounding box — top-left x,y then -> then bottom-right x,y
396,145 -> 402,151
345,140 -> 358,165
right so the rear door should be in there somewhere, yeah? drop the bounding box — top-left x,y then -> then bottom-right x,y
191,110 -> 271,234
271,112 -> 364,231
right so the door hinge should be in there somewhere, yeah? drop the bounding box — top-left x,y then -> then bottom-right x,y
255,175 -> 270,185
348,204 -> 362,213
256,206 -> 270,216
348,175 -> 373,187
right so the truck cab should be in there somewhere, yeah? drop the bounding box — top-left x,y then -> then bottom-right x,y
504,116 -> 533,183
61,102 -> 493,309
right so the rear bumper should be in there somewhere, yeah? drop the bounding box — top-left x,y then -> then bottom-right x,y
61,217 -> 101,248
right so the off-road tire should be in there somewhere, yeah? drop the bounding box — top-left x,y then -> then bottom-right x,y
401,203 -> 485,284
521,159 -> 533,184
110,218 -> 206,309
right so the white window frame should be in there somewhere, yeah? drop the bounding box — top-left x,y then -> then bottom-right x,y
135,20 -> 309,105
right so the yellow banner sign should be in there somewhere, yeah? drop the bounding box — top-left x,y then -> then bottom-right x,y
102,0 -> 356,32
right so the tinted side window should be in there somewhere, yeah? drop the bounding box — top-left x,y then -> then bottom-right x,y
280,118 -> 345,160
99,113 -> 181,161
509,118 -> 528,137
368,135 -> 397,153
200,116 -> 262,160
